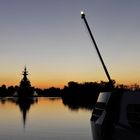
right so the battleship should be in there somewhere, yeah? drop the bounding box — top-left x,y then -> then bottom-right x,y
17,67 -> 34,98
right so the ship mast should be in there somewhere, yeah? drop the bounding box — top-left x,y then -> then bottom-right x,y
22,67 -> 28,81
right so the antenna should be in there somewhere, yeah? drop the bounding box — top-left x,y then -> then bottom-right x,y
81,11 -> 113,87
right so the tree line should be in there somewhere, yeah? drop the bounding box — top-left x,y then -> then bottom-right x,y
0,81 -> 139,97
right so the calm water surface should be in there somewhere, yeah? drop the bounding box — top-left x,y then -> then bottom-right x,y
0,97 -> 93,140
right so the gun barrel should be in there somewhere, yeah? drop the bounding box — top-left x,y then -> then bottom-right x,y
81,12 -> 113,87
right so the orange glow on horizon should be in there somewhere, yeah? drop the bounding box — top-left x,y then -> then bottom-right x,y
1,78 -> 140,89
0,69 -> 140,89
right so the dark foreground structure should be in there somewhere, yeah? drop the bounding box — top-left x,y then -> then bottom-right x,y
91,91 -> 140,140
81,11 -> 140,140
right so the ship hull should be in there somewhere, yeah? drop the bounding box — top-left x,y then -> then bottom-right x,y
91,91 -> 140,140
17,87 -> 34,98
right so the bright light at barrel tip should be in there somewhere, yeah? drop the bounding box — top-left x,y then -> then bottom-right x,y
80,11 -> 85,18
81,11 -> 84,15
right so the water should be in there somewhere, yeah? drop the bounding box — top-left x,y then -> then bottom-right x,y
0,97 -> 93,140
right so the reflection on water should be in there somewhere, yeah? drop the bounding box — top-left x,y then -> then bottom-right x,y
0,97 -> 93,140
62,97 -> 94,111
16,98 -> 38,127
0,97 -> 38,128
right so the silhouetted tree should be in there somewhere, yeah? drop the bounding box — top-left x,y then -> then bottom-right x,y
0,85 -> 7,97
7,86 -> 15,96
43,87 -> 61,97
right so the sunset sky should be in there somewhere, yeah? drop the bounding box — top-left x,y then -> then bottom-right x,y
0,0 -> 140,88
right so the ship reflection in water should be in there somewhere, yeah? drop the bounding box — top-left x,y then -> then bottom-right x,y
0,96 -> 38,128
0,97 -> 92,140
16,97 -> 38,128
